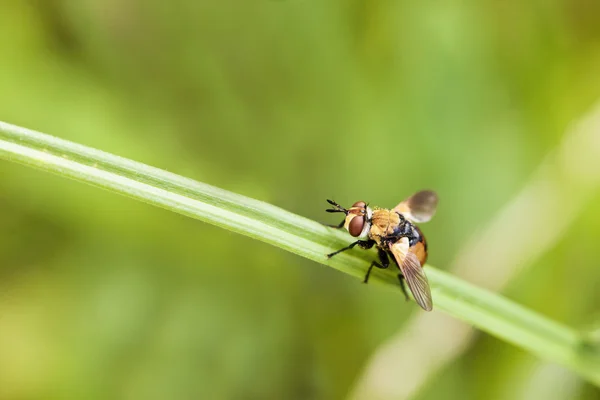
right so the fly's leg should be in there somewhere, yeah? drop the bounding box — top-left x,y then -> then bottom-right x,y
397,274 -> 410,301
327,239 -> 374,259
324,199 -> 349,229
364,248 -> 389,283
323,219 -> 345,229
326,241 -> 359,258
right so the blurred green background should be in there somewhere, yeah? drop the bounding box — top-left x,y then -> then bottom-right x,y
1,1 -> 600,399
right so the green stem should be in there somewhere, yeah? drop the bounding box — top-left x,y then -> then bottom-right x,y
0,121 -> 598,386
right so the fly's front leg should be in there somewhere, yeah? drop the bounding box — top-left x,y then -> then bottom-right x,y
323,219 -> 345,229
327,239 -> 375,259
324,199 -> 349,229
364,248 -> 390,283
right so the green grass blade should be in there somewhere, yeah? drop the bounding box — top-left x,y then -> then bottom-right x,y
1,120 -> 599,386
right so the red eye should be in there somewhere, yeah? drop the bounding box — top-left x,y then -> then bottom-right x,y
352,201 -> 366,208
349,215 -> 365,237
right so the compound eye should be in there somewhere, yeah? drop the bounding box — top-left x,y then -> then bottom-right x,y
348,215 -> 365,237
352,201 -> 366,209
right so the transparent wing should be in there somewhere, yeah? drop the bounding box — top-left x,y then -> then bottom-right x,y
389,240 -> 433,311
400,251 -> 433,311
393,190 -> 438,223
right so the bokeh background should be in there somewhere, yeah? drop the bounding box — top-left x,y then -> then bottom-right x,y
1,1 -> 600,399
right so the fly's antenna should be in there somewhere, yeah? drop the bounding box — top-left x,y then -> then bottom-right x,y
326,199 -> 348,214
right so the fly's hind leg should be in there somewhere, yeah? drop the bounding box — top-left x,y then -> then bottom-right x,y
397,274 -> 410,301
364,248 -> 390,283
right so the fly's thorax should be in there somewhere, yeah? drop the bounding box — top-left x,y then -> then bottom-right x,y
369,208 -> 403,238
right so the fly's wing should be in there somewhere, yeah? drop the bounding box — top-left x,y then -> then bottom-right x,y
401,251 -> 433,311
389,238 -> 433,311
393,190 -> 438,223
